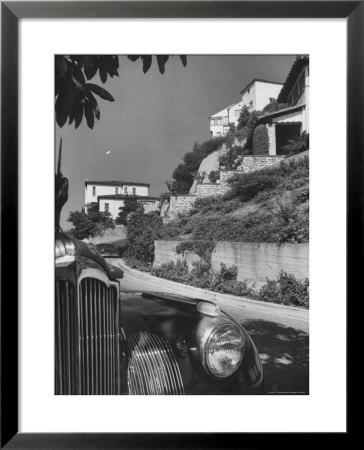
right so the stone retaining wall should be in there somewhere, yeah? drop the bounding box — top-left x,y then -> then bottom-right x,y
154,240 -> 309,284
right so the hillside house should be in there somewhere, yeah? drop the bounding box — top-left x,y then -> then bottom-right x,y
240,79 -> 283,111
84,180 -> 159,219
209,79 -> 283,137
253,56 -> 309,155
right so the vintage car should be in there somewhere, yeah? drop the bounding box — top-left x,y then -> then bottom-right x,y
55,142 -> 264,395
95,243 -> 121,258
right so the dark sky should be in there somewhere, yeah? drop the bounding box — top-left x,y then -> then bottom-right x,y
56,55 -> 297,229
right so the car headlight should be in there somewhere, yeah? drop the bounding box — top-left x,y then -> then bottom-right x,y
204,323 -> 245,378
55,236 -> 75,258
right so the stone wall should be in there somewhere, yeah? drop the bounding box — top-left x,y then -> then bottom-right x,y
154,240 -> 309,284
195,182 -> 228,198
161,195 -> 196,221
237,155 -> 286,173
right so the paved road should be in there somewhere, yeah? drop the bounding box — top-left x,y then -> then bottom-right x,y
110,259 -> 309,395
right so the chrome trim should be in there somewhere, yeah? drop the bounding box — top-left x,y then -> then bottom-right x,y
194,318 -> 245,380
126,331 -> 184,395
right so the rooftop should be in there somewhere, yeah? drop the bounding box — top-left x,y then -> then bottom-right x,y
240,78 -> 283,95
85,180 -> 150,187
277,56 -> 309,103
97,194 -> 159,201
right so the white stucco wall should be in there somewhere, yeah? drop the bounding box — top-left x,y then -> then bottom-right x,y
99,198 -> 125,219
241,83 -> 256,110
254,81 -> 283,110
228,102 -> 243,126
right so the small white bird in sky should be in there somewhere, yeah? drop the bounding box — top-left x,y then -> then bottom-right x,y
105,150 -> 111,155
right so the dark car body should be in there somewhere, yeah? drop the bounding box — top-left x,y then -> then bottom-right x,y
55,231 -> 264,395
95,243 -> 120,258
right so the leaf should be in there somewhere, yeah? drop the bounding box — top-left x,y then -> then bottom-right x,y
127,55 -> 140,62
99,64 -> 107,83
83,55 -> 98,80
179,55 -> 187,67
84,100 -> 94,129
141,55 -> 152,73
86,83 -> 115,101
86,90 -> 100,120
74,103 -> 83,129
156,55 -> 169,74
55,95 -> 68,128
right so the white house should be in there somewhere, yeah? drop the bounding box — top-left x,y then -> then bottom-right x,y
84,180 -> 159,219
98,195 -> 160,220
253,56 -> 309,155
240,79 -> 283,111
209,79 -> 283,137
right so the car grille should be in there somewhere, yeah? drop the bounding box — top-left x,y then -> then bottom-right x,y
55,277 -> 120,395
79,278 -> 120,395
55,279 -> 78,394
126,331 -> 184,395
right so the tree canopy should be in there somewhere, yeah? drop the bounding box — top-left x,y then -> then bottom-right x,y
55,55 -> 187,129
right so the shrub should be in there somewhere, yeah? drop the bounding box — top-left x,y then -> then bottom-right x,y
227,172 -> 280,202
115,195 -> 141,225
126,210 -> 164,263
219,145 -> 247,170
258,270 -> 309,308
252,124 -> 269,155
172,137 -> 226,194
208,170 -> 220,183
237,106 -> 251,130
262,99 -> 288,114
151,262 -> 308,308
281,132 -> 309,156
176,240 -> 216,270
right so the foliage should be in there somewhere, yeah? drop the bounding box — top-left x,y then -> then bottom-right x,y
115,195 -> 142,225
55,55 -> 187,129
219,145 -> 247,170
237,106 -> 251,130
126,210 -> 164,263
262,98 -> 288,114
172,137 -> 226,193
151,262 -> 308,308
176,240 -> 216,270
244,110 -> 261,151
67,209 -> 115,239
252,124 -> 269,155
258,270 -> 309,308
281,132 -> 309,156
208,170 -> 220,183
159,191 -> 171,203
163,157 -> 309,245
227,171 -> 280,202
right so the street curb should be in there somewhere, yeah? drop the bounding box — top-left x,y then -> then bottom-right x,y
112,259 -> 309,322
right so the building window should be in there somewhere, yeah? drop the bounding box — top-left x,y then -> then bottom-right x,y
210,117 -> 222,127
105,203 -> 109,213
124,187 -> 128,194
234,110 -> 240,117
115,187 -> 118,195
92,186 -> 96,196
132,187 -> 136,195
222,116 -> 228,124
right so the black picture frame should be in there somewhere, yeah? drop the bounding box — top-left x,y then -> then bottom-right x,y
1,1 -> 359,448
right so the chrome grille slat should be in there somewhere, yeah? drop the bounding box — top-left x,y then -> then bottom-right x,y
55,280 -> 77,395
78,278 -> 119,395
126,331 -> 185,395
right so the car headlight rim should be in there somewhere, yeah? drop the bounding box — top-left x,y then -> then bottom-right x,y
203,322 -> 245,379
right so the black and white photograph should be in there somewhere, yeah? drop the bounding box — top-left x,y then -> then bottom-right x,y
55,54 -> 309,396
